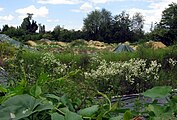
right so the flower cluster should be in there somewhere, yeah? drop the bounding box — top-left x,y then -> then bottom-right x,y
168,58 -> 177,67
84,58 -> 161,84
40,52 -> 69,77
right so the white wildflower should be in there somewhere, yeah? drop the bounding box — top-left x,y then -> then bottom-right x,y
10,113 -> 16,118
22,109 -> 29,114
168,58 -> 177,67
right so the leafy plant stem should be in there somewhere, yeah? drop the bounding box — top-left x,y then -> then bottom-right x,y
55,107 -> 65,116
20,64 -> 26,82
97,91 -> 112,116
83,116 -> 92,120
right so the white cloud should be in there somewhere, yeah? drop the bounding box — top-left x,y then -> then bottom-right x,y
89,0 -> 123,4
0,15 -> 14,22
72,2 -> 100,13
80,2 -> 93,12
71,2 -> 93,13
37,0 -> 82,4
15,5 -> 48,18
0,7 -> 3,11
127,0 -> 176,32
127,8 -> 158,31
95,7 -> 101,10
47,19 -> 60,22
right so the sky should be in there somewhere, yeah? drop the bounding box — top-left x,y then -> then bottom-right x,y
0,0 -> 176,32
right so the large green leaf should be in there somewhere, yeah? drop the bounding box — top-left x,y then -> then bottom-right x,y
65,111 -> 83,120
45,94 -> 61,106
123,110 -> 132,120
0,94 -> 53,120
142,86 -> 172,99
109,116 -> 122,120
45,94 -> 61,102
147,104 -> 177,119
51,112 -> 64,120
61,95 -> 75,111
30,85 -> 42,97
147,104 -> 163,116
59,107 -> 70,113
78,105 -> 99,117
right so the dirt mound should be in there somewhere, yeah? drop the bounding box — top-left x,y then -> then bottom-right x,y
88,40 -> 106,49
146,41 -> 167,49
39,39 -> 52,45
55,42 -> 67,47
26,40 -> 37,47
124,41 -> 130,45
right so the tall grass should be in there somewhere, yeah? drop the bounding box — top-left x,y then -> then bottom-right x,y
99,45 -> 175,62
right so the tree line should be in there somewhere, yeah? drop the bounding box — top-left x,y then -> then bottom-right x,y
0,2 -> 177,45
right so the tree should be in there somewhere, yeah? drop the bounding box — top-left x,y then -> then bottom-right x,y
21,16 -> 31,33
151,3 -> 177,45
130,12 -> 145,42
112,11 -> 132,43
39,24 -> 45,34
83,9 -> 101,40
131,13 -> 144,33
99,9 -> 113,42
20,13 -> 38,34
30,20 -> 38,33
52,25 -> 62,41
2,25 -> 9,33
160,3 -> 177,29
83,8 -> 112,42
3,27 -> 17,37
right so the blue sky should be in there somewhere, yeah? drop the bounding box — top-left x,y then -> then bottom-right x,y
0,0 -> 176,32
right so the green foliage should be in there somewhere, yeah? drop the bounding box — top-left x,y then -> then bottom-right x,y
0,94 -> 53,120
1,24 -> 9,32
42,33 -> 53,40
110,116 -> 122,120
2,4 -> 177,119
149,2 -> 177,45
142,86 -> 172,99
21,17 -> 31,33
113,11 -> 132,43
30,85 -> 42,97
83,9 -> 145,43
39,24 -> 45,34
1,44 -> 177,119
0,42 -> 17,58
1,3 -> 177,45
21,14 -> 38,34
160,2 -> 177,30
65,111 -> 83,120
141,86 -> 177,120
52,25 -> 61,41
78,105 -> 99,117
1,85 -> 177,120
1,14 -> 41,42
123,111 -> 133,120
70,39 -> 87,47
51,112 -> 64,120
83,8 -> 112,42
2,42 -> 177,119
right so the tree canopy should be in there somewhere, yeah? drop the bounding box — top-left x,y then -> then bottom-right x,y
21,14 -> 38,34
83,9 -> 145,43
83,9 -> 112,42
150,3 -> 177,45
